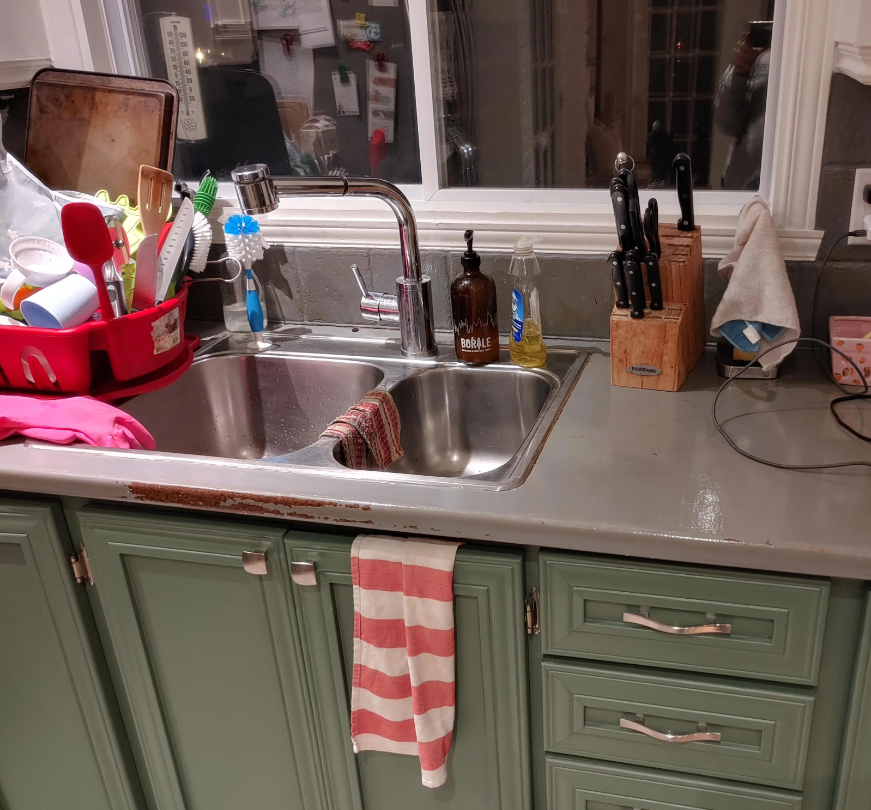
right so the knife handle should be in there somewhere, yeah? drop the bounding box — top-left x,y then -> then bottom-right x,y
609,250 -> 629,309
673,153 -> 694,231
624,248 -> 646,319
618,168 -> 647,253
609,178 -> 634,253
645,252 -> 664,310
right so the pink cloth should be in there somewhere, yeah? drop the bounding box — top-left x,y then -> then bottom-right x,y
0,395 -> 155,450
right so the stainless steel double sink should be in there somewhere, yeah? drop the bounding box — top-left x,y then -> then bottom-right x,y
121,327 -> 588,490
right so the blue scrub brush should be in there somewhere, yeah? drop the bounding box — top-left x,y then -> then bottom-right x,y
224,214 -> 270,349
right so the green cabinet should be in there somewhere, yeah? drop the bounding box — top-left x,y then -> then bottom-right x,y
285,534 -> 533,810
835,587 -> 871,810
0,499 -> 140,810
71,506 -> 327,810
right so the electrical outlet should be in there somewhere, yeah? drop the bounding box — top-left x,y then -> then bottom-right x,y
848,169 -> 871,245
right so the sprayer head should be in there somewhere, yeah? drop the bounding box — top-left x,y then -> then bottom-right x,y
231,164 -> 279,215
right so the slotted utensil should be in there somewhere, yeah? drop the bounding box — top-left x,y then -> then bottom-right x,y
138,165 -> 173,238
60,202 -> 116,321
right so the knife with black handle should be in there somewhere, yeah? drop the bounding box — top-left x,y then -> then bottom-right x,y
624,248 -> 646,319
609,178 -> 635,253
673,153 -> 695,231
644,251 -> 664,310
617,167 -> 647,253
643,198 -> 661,258
609,250 -> 629,309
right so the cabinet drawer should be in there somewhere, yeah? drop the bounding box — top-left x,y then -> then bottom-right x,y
541,553 -> 829,685
543,661 -> 814,790
547,756 -> 803,810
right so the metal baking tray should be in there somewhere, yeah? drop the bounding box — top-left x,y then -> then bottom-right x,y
25,68 -> 178,206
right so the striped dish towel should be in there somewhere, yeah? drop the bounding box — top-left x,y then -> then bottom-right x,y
351,535 -> 462,788
321,390 -> 403,471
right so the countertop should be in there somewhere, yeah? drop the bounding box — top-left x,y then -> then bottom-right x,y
2,331 -> 870,580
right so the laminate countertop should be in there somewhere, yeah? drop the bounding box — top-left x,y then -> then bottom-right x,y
2,328 -> 870,580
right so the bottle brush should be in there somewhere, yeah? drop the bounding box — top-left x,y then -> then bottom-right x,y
224,213 -> 270,349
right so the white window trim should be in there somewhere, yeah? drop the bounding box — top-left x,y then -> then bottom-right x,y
90,0 -> 840,260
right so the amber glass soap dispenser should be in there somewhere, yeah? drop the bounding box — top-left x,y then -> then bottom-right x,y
451,230 -> 499,364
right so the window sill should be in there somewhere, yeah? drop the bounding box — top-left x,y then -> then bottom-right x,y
213,184 -> 824,261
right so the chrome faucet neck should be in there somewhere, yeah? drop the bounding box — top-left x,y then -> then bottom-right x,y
231,165 -> 437,358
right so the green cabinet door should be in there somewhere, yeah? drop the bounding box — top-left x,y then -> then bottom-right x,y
284,534 -> 532,810
0,500 -> 141,810
71,506 -> 328,810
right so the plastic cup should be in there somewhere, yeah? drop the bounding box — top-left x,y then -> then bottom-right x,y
20,274 -> 99,329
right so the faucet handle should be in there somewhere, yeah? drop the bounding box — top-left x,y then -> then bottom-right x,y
350,264 -> 399,324
351,264 -> 370,298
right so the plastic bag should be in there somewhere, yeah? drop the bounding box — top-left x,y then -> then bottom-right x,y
0,116 -> 63,280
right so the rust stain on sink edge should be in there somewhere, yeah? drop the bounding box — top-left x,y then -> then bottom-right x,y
128,484 -> 374,521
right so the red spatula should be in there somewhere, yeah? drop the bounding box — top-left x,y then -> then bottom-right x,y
61,202 -> 116,321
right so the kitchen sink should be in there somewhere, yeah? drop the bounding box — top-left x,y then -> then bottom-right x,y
123,354 -> 385,459
374,366 -> 555,478
118,327 -> 588,490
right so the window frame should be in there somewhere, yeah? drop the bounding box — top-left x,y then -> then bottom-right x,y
85,0 -> 838,259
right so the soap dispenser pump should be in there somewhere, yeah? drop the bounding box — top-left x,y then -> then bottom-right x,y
451,230 -> 500,364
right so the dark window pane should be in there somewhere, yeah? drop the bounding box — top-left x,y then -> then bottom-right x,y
672,100 -> 689,134
673,57 -> 692,93
699,11 -> 719,50
696,55 -> 715,92
675,12 -> 696,51
650,13 -> 670,52
648,101 -> 667,129
649,58 -> 668,94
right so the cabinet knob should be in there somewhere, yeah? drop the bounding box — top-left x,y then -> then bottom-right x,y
242,550 -> 268,576
291,561 -> 318,586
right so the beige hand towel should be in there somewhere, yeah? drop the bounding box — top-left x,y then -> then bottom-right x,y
711,196 -> 800,369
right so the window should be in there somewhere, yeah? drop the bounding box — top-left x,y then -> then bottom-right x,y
89,0 -> 835,258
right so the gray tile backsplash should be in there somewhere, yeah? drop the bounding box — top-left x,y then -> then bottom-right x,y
189,74 -> 871,342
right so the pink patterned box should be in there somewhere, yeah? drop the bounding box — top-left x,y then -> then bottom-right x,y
830,316 -> 871,386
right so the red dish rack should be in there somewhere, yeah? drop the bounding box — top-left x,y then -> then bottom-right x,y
0,283 -> 192,396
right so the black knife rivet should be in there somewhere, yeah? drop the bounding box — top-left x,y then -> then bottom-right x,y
679,166 -> 685,171
620,225 -> 626,230
631,291 -> 636,296
651,282 -> 656,286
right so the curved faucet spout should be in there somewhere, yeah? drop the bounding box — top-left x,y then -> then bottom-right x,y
231,165 -> 436,358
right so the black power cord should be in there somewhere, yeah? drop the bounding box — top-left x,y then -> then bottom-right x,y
712,227 -> 871,471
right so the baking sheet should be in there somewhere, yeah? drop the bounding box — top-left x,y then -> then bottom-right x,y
25,69 -> 177,206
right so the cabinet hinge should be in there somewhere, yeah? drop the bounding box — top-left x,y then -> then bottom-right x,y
70,544 -> 94,586
525,587 -> 540,636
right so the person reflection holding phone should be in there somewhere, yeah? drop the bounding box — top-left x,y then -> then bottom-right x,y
714,23 -> 772,190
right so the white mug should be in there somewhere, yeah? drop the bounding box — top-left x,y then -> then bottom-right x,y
2,237 -> 74,310
20,273 -> 99,329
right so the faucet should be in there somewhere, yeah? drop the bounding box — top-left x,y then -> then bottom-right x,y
231,164 -> 437,358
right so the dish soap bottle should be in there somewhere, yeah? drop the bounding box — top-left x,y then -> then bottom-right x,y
451,229 -> 499,364
509,236 -> 546,368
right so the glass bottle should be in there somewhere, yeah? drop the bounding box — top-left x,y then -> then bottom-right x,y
451,229 -> 499,364
220,260 -> 267,333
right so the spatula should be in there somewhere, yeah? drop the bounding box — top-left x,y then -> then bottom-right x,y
138,164 -> 173,238
61,202 -> 116,321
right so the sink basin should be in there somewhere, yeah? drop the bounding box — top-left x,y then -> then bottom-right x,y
122,354 -> 384,459
381,366 -> 555,478
113,328 -> 588,489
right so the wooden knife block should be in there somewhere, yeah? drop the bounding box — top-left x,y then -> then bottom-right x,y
610,226 -> 704,392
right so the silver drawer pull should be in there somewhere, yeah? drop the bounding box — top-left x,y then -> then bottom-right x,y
620,718 -> 721,743
623,612 -> 732,635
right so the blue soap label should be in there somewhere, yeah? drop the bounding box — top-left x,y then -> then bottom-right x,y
511,289 -> 524,341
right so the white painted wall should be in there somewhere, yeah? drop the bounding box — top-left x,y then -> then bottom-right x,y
0,0 -> 94,89
0,0 -> 51,64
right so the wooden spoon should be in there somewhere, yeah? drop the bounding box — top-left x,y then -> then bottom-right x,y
138,165 -> 173,238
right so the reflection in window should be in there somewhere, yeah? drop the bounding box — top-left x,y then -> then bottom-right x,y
135,0 -> 422,183
430,0 -> 776,189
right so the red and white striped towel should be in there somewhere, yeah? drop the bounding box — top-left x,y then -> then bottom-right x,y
350,535 -> 462,788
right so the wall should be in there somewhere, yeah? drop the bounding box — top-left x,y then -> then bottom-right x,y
183,72 -> 871,343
